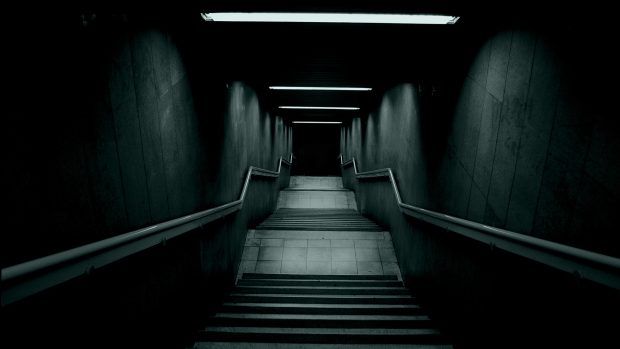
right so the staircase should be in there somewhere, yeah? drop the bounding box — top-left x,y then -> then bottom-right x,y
194,273 -> 451,348
191,176 -> 452,348
257,209 -> 382,231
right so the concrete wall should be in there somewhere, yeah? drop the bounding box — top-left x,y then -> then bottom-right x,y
342,29 -> 620,258
5,17 -> 291,267
341,25 -> 620,347
4,15 -> 291,348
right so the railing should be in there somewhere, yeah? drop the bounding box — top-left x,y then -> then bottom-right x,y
1,154 -> 293,306
339,155 -> 620,290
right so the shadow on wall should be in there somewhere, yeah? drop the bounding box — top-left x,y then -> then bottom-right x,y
4,14 -> 292,349
341,22 -> 620,349
343,27 -> 620,258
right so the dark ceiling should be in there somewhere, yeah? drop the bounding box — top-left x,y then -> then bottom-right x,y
45,0 -> 612,122
176,0 -> 592,122
188,11 -> 470,122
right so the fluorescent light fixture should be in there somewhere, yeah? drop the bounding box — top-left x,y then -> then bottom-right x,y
279,106 -> 360,110
269,86 -> 372,91
201,12 -> 460,25
293,121 -> 343,124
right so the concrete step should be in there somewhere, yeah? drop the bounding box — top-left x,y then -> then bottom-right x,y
253,230 -> 387,239
198,327 -> 447,344
257,226 -> 382,231
223,303 -> 419,309
194,343 -> 452,349
194,210 -> 451,348
212,313 -> 430,322
259,209 -> 382,231
207,315 -> 434,329
237,279 -> 403,288
218,304 -> 422,316
234,286 -> 410,296
227,294 -> 417,305
242,273 -> 397,281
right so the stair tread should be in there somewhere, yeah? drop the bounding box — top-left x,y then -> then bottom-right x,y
242,273 -> 397,280
198,331 -> 447,344
195,343 -> 452,349
203,327 -> 440,336
235,287 -> 407,292
214,313 -> 430,321
237,280 -> 402,288
260,208 -> 382,232
223,303 -> 419,309
234,287 -> 409,295
229,294 -> 413,299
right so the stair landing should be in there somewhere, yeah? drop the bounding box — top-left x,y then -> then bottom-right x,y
239,229 -> 399,278
241,177 -> 398,278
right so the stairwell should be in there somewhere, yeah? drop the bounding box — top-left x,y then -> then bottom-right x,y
192,176 -> 452,348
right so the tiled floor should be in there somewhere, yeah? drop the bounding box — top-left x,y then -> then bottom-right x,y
238,175 -> 402,281
238,229 -> 401,279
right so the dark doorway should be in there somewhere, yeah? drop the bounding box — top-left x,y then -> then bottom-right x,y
292,124 -> 341,176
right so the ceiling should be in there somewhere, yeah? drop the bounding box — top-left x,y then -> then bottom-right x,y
155,0 -> 599,123
191,15 -> 469,122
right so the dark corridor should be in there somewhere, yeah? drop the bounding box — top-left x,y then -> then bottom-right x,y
4,2 -> 620,349
292,124 -> 341,176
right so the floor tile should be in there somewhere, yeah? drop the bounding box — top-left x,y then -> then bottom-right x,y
261,238 -> 284,247
307,247 -> 331,261
282,260 -> 307,274
332,261 -> 357,274
308,239 -> 330,247
245,238 -> 261,247
357,261 -> 383,275
382,262 -> 400,275
258,246 -> 283,261
355,239 -> 378,248
307,261 -> 331,274
241,246 -> 259,261
283,247 -> 307,261
255,260 -> 281,273
284,239 -> 307,247
331,247 -> 356,261
330,239 -> 354,248
239,260 -> 256,273
355,248 -> 380,261
379,248 -> 397,262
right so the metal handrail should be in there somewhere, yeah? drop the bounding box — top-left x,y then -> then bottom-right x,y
339,155 -> 620,289
1,154 -> 293,305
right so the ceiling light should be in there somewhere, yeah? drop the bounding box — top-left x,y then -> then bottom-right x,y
201,13 -> 460,25
269,86 -> 372,91
293,121 -> 343,124
279,106 -> 360,110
